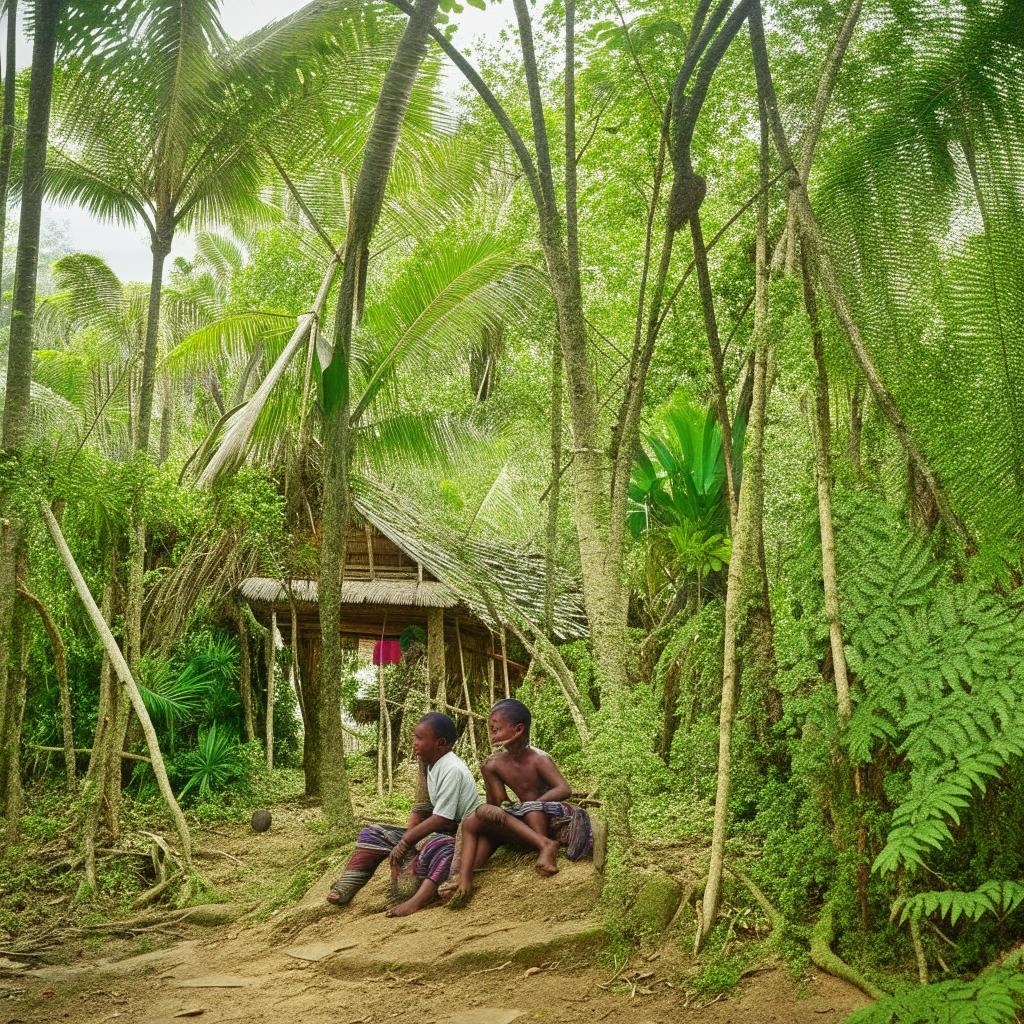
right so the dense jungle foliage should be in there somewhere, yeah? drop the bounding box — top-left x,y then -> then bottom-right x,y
1,0 -> 1023,1019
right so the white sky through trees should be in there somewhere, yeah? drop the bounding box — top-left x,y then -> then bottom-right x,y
20,1 -> 513,281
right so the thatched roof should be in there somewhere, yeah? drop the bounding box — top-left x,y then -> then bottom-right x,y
239,478 -> 588,642
351,478 -> 587,642
239,577 -> 458,608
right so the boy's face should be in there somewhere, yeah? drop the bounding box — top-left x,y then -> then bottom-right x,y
488,711 -> 524,749
413,722 -> 446,764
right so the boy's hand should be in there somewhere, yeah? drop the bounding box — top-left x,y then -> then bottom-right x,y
389,837 -> 412,873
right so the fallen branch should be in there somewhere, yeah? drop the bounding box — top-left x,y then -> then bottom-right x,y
41,501 -> 193,862
30,744 -> 151,765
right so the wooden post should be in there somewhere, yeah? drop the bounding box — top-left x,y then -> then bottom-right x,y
376,659 -> 394,796
265,611 -> 276,771
455,620 -> 479,766
427,607 -> 445,709
500,627 -> 511,699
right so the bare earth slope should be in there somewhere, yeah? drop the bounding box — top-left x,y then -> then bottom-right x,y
1,808 -> 869,1023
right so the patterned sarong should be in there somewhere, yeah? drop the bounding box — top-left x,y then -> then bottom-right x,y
505,801 -> 594,861
329,823 -> 406,905
411,833 -> 456,884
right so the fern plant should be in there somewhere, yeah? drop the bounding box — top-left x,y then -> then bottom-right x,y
845,968 -> 1024,1024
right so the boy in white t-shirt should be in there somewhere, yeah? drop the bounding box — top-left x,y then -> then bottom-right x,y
327,712 -> 479,912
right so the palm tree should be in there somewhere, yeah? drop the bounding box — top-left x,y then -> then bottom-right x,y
45,0 -> 388,457
0,0 -> 63,835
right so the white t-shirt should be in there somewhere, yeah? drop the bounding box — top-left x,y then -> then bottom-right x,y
427,751 -> 481,823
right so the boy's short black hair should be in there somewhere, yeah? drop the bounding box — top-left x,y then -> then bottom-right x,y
418,712 -> 456,746
490,698 -> 531,738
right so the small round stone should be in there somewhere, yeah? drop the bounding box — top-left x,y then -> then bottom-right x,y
250,808 -> 272,833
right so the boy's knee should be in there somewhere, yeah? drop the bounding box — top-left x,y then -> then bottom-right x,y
476,804 -> 506,827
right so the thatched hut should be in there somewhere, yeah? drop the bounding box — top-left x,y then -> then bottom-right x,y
239,480 -> 586,793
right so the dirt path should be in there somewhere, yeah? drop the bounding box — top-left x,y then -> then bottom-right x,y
0,806 -> 870,1024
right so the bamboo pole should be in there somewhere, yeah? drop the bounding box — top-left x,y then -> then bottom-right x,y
500,628 -> 511,699
41,502 -> 192,862
266,611 -> 276,771
455,621 -> 479,766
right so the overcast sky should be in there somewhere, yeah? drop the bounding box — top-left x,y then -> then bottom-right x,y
26,0 -> 515,281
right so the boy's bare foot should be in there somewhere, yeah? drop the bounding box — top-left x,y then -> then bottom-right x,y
385,899 -> 419,917
535,839 -> 560,877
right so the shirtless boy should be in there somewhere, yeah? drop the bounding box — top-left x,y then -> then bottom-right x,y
448,699 -> 572,904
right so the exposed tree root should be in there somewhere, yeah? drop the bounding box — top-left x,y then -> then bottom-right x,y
811,905 -> 888,1000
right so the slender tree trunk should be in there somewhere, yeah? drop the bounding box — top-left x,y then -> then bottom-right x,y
697,89 -> 772,949
0,0 -> 19,303
17,583 -> 75,790
747,0 -> 972,551
0,0 -> 63,828
137,236 -> 171,456
799,248 -> 852,720
1,0 -> 60,452
690,213 -> 738,527
41,502 -> 192,862
318,0 -> 440,833
157,372 -> 174,466
511,0 -> 628,702
427,607 -> 445,707
544,338 -> 563,637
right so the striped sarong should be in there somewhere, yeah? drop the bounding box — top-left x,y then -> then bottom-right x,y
411,833 -> 456,884
505,801 -> 594,861
328,823 -> 406,905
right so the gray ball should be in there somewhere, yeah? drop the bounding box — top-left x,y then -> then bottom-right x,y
251,809 -> 272,833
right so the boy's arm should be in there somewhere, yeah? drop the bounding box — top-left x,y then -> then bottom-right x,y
389,813 -> 455,868
535,753 -> 572,803
482,758 -> 510,805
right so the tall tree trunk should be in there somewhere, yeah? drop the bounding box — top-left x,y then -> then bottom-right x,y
137,236 -> 171,457
0,0 -> 19,302
0,0 -> 60,453
41,502 -> 192,862
17,583 -> 75,790
318,0 -> 440,833
747,0 -> 972,551
157,372 -> 174,466
0,0 -> 63,829
511,0 -> 628,702
799,248 -> 852,720
544,338 -> 563,637
697,89 -> 772,950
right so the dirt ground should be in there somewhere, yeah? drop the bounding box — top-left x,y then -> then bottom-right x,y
0,803 -> 871,1024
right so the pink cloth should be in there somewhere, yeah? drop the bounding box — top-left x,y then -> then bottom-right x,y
373,640 -> 401,665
